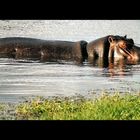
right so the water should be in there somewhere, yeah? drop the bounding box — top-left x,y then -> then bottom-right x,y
0,20 -> 140,103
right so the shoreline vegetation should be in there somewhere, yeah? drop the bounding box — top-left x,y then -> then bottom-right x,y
0,92 -> 140,120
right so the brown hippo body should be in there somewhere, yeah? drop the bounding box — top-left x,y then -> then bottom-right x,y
0,37 -> 88,63
86,36 -> 109,59
86,35 -> 138,64
0,36 -> 139,65
128,45 -> 140,62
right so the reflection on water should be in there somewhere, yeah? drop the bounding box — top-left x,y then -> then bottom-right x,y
0,58 -> 140,103
0,20 -> 140,103
91,57 -> 138,77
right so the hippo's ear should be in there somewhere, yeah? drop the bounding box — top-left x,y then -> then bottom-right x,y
108,36 -> 114,43
128,39 -> 134,45
124,35 -> 127,38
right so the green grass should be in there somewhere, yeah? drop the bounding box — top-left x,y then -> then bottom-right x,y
15,93 -> 140,120
0,103 -> 17,120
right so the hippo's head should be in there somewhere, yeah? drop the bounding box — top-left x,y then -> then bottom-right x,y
108,35 -> 134,59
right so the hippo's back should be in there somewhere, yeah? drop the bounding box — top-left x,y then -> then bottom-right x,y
0,37 -> 87,63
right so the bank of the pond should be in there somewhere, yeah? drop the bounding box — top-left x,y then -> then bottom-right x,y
16,93 -> 140,120
0,93 -> 140,120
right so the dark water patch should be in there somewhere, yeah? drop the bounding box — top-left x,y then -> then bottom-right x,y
0,94 -> 35,104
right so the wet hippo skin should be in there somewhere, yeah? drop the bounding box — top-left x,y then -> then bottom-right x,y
86,35 -> 140,64
0,37 -> 88,63
0,35 -> 139,64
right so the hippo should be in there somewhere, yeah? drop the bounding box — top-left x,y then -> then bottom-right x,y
0,36 -> 139,66
0,37 -> 88,63
127,45 -> 140,62
86,35 -> 137,64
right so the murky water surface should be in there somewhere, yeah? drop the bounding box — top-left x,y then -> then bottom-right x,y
0,20 -> 140,103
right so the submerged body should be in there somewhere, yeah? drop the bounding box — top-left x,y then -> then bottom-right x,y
86,35 -> 140,64
0,37 -> 88,63
0,36 -> 140,65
